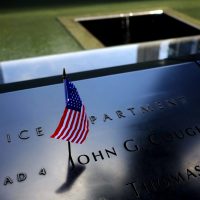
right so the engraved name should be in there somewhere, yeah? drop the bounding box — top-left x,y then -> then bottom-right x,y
148,125 -> 200,145
126,164 -> 200,199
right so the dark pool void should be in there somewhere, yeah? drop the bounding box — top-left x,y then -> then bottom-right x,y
78,13 -> 200,46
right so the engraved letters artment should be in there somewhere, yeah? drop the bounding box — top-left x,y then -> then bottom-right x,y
89,96 -> 186,124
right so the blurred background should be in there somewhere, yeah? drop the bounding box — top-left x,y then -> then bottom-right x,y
1,0 -> 200,62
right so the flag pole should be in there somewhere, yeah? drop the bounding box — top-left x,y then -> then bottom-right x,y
63,68 -> 75,169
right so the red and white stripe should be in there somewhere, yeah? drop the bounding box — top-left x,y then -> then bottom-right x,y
51,105 -> 89,144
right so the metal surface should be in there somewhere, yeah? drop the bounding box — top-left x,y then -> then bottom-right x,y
1,61 -> 200,199
1,36 -> 200,85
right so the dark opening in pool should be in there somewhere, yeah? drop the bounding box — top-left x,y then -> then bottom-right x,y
78,12 -> 200,46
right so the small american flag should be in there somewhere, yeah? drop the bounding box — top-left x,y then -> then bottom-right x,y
51,79 -> 89,144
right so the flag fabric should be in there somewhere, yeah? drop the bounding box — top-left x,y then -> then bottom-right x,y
51,79 -> 89,144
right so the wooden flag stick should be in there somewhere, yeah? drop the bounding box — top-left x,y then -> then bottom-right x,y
63,68 -> 75,169
68,141 -> 75,169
